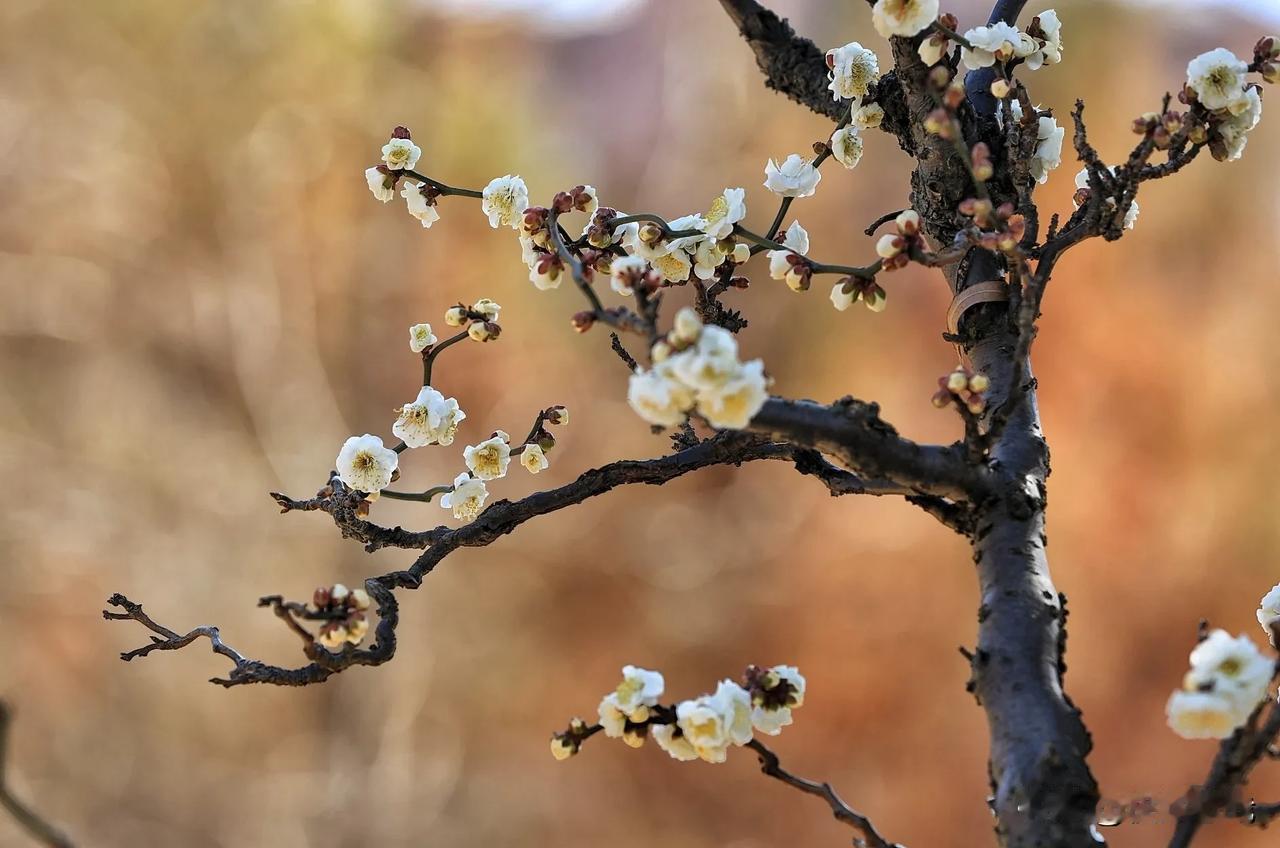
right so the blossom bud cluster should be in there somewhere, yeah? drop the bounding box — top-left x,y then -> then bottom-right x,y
932,366 -> 990,414
823,42 -> 885,171
1166,624 -> 1276,741
873,209 -> 923,271
960,11 -> 1062,72
1182,48 -> 1265,162
444,297 -> 503,342
312,583 -> 373,650
627,308 -> 769,430
959,200 -> 1027,254
552,664 -> 806,764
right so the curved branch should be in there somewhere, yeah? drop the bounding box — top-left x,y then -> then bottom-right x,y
114,431 -> 960,688
749,396 -> 989,502
716,0 -> 844,120
746,738 -> 904,848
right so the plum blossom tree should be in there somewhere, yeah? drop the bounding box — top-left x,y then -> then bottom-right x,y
96,1 -> 1280,847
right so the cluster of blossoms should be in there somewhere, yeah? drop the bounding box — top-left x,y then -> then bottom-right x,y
998,100 -> 1065,185
931,366 -> 991,414
363,127 -> 448,229
1183,46 -> 1268,162
445,297 -> 503,342
1072,167 -> 1140,231
627,308 -> 769,430
331,293 -> 567,524
960,12 -> 1063,72
550,664 -> 806,763
824,42 -> 886,171
1166,582 -> 1280,739
311,583 -> 373,649
873,209 -> 925,272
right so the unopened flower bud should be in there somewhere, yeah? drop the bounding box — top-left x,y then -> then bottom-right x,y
947,371 -> 969,392
651,340 -> 672,362
312,586 -> 331,609
622,728 -> 645,748
932,389 -> 953,408
547,406 -> 569,426
732,242 -> 751,264
351,588 -> 372,610
468,321 -> 501,342
571,311 -> 596,333
895,209 -> 920,236
875,234 -> 903,259
672,306 -> 702,344
444,306 -> 467,327
969,373 -> 990,392
928,65 -> 952,89
551,736 -> 575,761
638,222 -> 664,246
330,583 -> 351,604
990,79 -> 1011,99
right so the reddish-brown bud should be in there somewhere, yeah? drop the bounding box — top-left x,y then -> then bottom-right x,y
391,125 -> 412,139
571,311 -> 596,333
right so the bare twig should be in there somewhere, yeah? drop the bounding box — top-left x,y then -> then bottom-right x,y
745,738 -> 904,848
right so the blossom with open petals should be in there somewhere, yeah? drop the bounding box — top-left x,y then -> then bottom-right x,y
827,42 -> 879,102
830,127 -> 864,169
701,188 -> 747,240
336,434 -> 398,494
464,432 -> 512,480
381,137 -> 421,171
764,154 -> 821,198
1187,48 -> 1251,113
962,22 -> 1035,69
401,182 -> 440,227
481,175 -> 530,229
409,323 -> 436,353
440,472 -> 489,522
871,0 -> 939,39
520,443 -> 548,474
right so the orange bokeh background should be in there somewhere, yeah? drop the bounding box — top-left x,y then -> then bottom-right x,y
1,1 -> 1278,845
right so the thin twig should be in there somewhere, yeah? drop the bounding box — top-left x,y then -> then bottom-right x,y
745,738 -> 904,848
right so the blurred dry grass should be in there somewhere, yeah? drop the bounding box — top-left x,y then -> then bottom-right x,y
1,0 -> 1279,846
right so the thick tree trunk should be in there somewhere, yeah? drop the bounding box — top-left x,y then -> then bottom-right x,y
966,304 -> 1101,847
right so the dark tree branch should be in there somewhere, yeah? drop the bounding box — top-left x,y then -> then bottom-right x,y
745,738 -> 904,848
716,0 -> 844,120
0,703 -> 74,848
114,431 -> 963,688
1169,696 -> 1280,846
749,396 -> 989,502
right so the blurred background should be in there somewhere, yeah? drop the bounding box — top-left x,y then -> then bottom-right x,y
1,0 -> 1278,845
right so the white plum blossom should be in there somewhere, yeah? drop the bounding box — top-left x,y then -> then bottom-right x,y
1218,87 -> 1263,162
871,0 -> 939,39
672,306 -> 703,345
831,282 -> 857,311
764,154 -> 822,198
471,298 -> 501,322
1185,630 -> 1274,711
393,386 -> 467,448
696,359 -> 769,429
692,238 -> 729,281
669,326 -> 741,392
381,137 -> 421,171
464,432 -> 512,480
826,42 -> 880,103
520,443 -> 548,474
751,665 -> 807,735
675,682 -> 753,763
627,363 -> 695,427
852,103 -> 885,131
962,22 -> 1035,70
1167,629 -> 1274,740
597,666 -> 665,740
481,175 -> 530,229
1167,690 -> 1246,740
830,127 -> 864,170
650,249 -> 693,284
701,188 -> 747,240
440,472 -> 489,522
610,255 -> 647,296
1023,10 -> 1063,70
401,183 -> 441,227
408,323 -> 436,353
365,167 -> 395,203
767,220 -> 810,283
1187,48 -> 1251,113
1073,168 -> 1139,230
1259,582 -> 1280,645
335,434 -> 399,494
651,724 -> 699,761
1003,101 -> 1064,184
